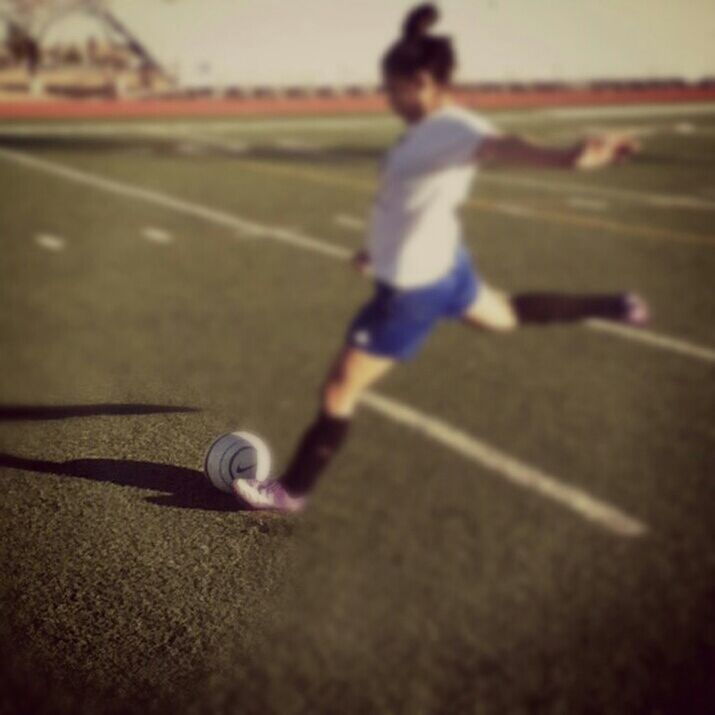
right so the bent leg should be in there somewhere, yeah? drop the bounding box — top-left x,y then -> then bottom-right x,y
463,285 -> 648,331
511,292 -> 647,325
462,283 -> 519,332
322,347 -> 395,417
280,347 -> 395,497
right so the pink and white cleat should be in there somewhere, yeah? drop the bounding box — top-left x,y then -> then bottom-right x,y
622,293 -> 650,327
233,479 -> 306,513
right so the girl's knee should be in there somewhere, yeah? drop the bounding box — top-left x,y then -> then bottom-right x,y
321,376 -> 357,417
487,309 -> 519,332
464,309 -> 518,333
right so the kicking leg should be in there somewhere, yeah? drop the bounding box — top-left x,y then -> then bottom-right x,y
463,284 -> 648,331
462,283 -> 519,332
511,291 -> 649,325
234,348 -> 395,511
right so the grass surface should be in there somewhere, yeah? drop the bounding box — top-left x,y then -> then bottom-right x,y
1,104 -> 714,714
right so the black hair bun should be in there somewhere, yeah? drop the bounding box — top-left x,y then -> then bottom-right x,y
402,3 -> 440,40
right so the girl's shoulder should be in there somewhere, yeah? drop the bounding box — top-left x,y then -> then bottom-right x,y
436,104 -> 497,136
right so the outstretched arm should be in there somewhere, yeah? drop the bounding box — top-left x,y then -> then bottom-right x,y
475,133 -> 639,171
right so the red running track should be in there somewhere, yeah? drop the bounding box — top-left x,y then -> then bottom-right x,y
1,86 -> 714,120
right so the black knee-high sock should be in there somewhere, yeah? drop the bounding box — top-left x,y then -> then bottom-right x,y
280,412 -> 351,497
512,293 -> 627,324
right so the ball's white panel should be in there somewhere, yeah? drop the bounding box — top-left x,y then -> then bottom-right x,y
203,431 -> 272,493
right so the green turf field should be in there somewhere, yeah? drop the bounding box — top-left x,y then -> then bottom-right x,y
1,103 -> 714,714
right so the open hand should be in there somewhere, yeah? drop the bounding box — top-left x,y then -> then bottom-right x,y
575,133 -> 640,171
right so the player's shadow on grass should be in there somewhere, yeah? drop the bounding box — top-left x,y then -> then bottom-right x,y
0,403 -> 198,422
0,452 -> 242,512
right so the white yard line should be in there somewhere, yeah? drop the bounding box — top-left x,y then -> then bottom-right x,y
362,392 -> 646,537
142,226 -> 173,244
587,320 -> 715,364
524,103 -> 715,122
334,214 -> 366,231
176,142 -> 207,156
35,233 -> 65,251
273,138 -> 322,152
170,134 -> 249,155
1,101 -> 712,139
479,173 -> 715,212
0,146 -> 650,537
491,202 -> 536,218
566,197 -> 609,212
0,147 -> 350,261
6,147 -> 711,366
673,121 -> 697,135
177,128 -> 715,214
0,117 -> 399,137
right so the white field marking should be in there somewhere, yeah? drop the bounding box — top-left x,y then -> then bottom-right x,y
0,147 -> 350,261
0,145 -> 649,537
478,173 -> 715,212
210,139 -> 249,155
491,202 -> 536,218
35,233 -> 65,251
273,138 -> 322,152
673,121 -> 696,135
582,123 -> 657,136
168,128 -> 715,216
226,142 -> 250,154
142,226 -> 173,244
587,320 -> 715,364
529,103 -> 715,122
361,391 -> 647,537
177,142 -> 206,156
171,133 -> 249,155
539,123 -> 658,142
566,197 -> 609,212
334,213 -> 366,231
0,102 -> 712,139
0,117 -> 399,138
3,146 -> 713,367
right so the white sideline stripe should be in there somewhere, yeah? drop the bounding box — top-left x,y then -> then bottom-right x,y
142,226 -> 173,244
362,392 -> 646,537
334,214 -> 366,231
4,146 -> 712,368
193,129 -> 715,214
0,117 -> 399,137
274,138 -> 322,152
479,173 -> 715,212
587,320 -> 715,363
531,103 -> 715,121
0,145 -> 648,537
170,133 -> 249,155
176,129 -> 715,215
567,197 -> 609,212
0,147 -> 350,261
35,233 -> 65,251
491,202 -> 536,218
1,102 -> 713,138
177,142 -> 206,156
4,113 -> 713,213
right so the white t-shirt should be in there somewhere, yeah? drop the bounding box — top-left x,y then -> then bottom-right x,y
368,104 -> 496,288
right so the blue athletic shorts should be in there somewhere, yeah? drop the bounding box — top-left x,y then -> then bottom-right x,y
347,248 -> 480,360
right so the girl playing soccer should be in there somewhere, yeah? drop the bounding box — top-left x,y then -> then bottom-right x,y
235,3 -> 648,512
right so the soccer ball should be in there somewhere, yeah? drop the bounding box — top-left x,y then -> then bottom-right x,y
203,431 -> 271,494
